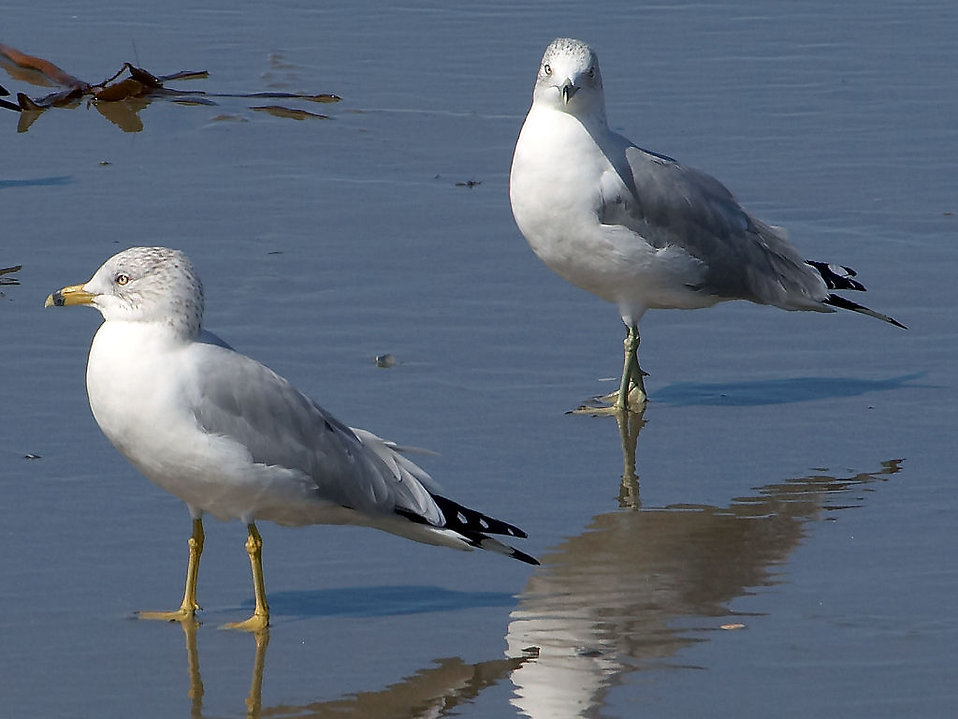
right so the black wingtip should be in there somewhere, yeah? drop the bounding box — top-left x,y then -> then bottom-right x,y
824,293 -> 907,329
807,260 -> 867,292
807,259 -> 906,328
473,536 -> 539,565
405,493 -> 538,565
512,549 -> 540,566
430,493 -> 530,539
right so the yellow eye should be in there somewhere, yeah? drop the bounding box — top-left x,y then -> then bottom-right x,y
115,273 -> 130,286
543,63 -> 552,76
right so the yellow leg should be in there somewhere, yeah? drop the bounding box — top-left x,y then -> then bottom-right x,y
573,325 -> 648,415
615,325 -> 646,411
139,517 -> 204,622
222,523 -> 270,632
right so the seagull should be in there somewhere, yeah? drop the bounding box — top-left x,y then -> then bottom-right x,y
510,37 -> 904,413
46,247 -> 537,631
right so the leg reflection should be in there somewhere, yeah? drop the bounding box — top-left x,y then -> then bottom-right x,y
176,618 -> 269,719
173,621 -> 530,718
615,406 -> 646,509
246,629 -> 270,719
180,618 -> 203,718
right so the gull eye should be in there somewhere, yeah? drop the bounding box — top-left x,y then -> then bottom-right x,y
586,66 -> 595,79
115,273 -> 130,286
542,63 -> 552,76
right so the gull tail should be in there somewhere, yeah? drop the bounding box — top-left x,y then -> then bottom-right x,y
823,293 -> 907,329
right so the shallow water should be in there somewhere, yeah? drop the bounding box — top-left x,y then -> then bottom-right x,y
2,1 -> 956,717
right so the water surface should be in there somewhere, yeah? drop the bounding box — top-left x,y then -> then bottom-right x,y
2,1 -> 955,717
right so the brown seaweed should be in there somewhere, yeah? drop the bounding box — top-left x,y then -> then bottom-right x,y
0,43 -> 340,132
0,43 -> 85,88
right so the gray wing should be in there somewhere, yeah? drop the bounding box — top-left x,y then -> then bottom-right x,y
190,343 -> 442,524
602,143 -> 828,308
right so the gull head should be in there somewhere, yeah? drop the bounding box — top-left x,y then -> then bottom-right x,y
532,38 -> 605,120
45,246 -> 204,338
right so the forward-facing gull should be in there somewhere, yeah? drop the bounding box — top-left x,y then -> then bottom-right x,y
46,247 -> 537,631
510,37 -> 904,413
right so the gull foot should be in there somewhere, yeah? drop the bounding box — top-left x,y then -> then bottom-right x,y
220,612 -> 269,632
137,606 -> 199,623
570,386 -> 647,415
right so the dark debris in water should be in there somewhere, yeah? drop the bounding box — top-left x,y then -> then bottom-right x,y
250,105 -> 329,121
0,264 -> 21,285
248,91 -> 339,104
0,42 -> 341,133
375,353 -> 399,369
434,174 -> 485,189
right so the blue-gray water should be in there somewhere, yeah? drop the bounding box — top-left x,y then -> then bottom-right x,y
2,1 -> 955,716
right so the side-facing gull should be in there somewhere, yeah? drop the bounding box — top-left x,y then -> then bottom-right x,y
510,37 -> 904,413
46,247 -> 537,631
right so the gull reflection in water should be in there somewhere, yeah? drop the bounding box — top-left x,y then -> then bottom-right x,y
170,620 -> 531,718
506,409 -> 902,718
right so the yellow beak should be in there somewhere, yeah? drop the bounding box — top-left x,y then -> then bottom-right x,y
44,284 -> 95,308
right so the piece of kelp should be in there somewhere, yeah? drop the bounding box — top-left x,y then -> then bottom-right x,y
0,43 -> 85,88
